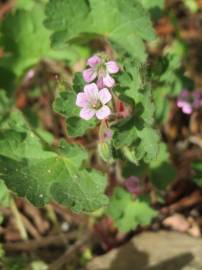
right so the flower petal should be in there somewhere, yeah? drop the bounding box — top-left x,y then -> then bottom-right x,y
182,103 -> 192,114
96,105 -> 111,120
83,68 -> 97,83
177,100 -> 186,108
87,55 -> 101,67
76,92 -> 89,108
103,73 -> 115,88
106,61 -> 119,74
80,108 -> 95,120
84,83 -> 99,100
98,88 -> 112,105
96,77 -> 105,89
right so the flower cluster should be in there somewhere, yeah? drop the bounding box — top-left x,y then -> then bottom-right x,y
76,54 -> 119,120
177,89 -> 202,114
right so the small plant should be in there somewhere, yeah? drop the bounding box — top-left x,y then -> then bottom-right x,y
2,0 -> 201,235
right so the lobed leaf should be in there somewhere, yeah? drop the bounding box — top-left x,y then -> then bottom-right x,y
44,0 -> 155,62
149,143 -> 176,189
0,1 -> 84,77
107,187 -> 157,232
0,123 -> 108,212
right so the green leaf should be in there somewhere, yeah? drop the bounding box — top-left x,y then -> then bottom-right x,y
3,257 -> 27,270
53,91 -> 80,118
35,128 -> 54,145
14,0 -> 35,10
149,143 -> 176,190
138,0 -> 164,21
135,127 -> 160,163
73,73 -> 85,93
153,86 -> 170,123
139,0 -> 164,10
0,90 -> 12,123
0,181 -> 11,208
112,117 -> 139,149
1,109 -> 30,132
122,144 -> 176,191
0,180 -> 11,225
123,160 -> 147,178
113,56 -> 159,165
0,129 -> 108,212
192,161 -> 202,187
44,0 -> 90,42
0,130 -> 44,161
44,0 -> 155,62
0,2 -> 83,77
112,116 -> 160,163
0,68 -> 16,93
136,88 -> 156,125
117,59 -> 155,125
117,59 -> 142,102
121,128 -> 160,164
58,139 -> 88,168
107,187 -> 157,232
159,40 -> 189,96
51,169 -> 108,212
67,117 -> 96,137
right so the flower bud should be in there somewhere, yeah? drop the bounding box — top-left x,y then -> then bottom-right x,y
98,141 -> 114,163
124,176 -> 141,196
122,146 -> 139,165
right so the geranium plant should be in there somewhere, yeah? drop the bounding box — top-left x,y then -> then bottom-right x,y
0,0 -> 181,233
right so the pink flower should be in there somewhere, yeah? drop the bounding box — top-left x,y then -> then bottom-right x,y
76,83 -> 112,120
82,55 -> 119,88
177,89 -> 202,114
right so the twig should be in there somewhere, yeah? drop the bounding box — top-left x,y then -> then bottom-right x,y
10,199 -> 28,241
48,233 -> 90,270
20,214 -> 41,240
51,203 -> 87,225
45,204 -> 67,246
3,231 -> 78,252
23,202 -> 49,234
161,190 -> 202,214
